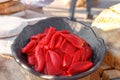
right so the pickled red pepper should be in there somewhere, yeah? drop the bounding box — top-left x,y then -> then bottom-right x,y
22,26 -> 93,76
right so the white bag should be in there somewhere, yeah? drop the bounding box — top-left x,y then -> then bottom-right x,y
20,0 -> 54,7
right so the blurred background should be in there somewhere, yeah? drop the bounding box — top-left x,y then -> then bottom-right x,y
0,0 -> 120,80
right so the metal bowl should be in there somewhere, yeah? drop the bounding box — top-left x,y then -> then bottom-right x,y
11,17 -> 106,80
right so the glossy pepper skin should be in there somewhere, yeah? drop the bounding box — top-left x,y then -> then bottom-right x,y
22,40 -> 37,53
72,50 -> 82,63
60,33 -> 85,48
22,26 -> 93,76
34,43 -> 45,72
27,53 -> 36,65
49,32 -> 60,49
44,26 -> 56,45
67,61 -> 93,75
63,53 -> 73,70
55,36 -> 63,48
84,43 -> 92,60
45,51 -> 64,75
30,33 -> 45,41
48,50 -> 63,69
65,43 -> 76,56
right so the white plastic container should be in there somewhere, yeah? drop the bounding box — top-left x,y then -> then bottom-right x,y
20,0 -> 54,7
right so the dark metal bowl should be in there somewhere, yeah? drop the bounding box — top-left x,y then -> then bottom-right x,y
11,17 -> 106,80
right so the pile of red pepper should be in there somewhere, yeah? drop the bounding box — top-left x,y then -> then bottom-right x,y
22,26 -> 93,76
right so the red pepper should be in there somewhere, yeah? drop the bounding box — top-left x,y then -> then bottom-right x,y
63,53 -> 73,70
60,39 -> 69,52
72,47 -> 87,62
44,27 -> 49,33
45,51 -> 64,75
60,39 -> 66,49
27,53 -> 36,66
65,43 -> 76,56
44,26 -> 56,45
39,37 -> 50,50
63,73 -> 72,76
39,34 -> 45,44
55,36 -> 63,48
60,33 -> 85,48
67,61 -> 93,75
44,44 -> 49,50
80,47 -> 87,61
30,33 -> 45,41
34,44 -> 45,72
22,40 -> 37,53
80,46 -> 92,61
72,50 -> 82,63
49,32 -> 60,49
48,50 -> 63,69
85,44 -> 92,60
54,48 -> 64,60
44,64 -> 48,74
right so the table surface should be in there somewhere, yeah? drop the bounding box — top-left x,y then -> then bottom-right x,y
0,9 -> 50,80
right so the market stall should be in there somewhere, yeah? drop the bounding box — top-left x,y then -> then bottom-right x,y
0,0 -> 120,80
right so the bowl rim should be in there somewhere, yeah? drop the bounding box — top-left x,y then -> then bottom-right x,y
11,17 -> 106,80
